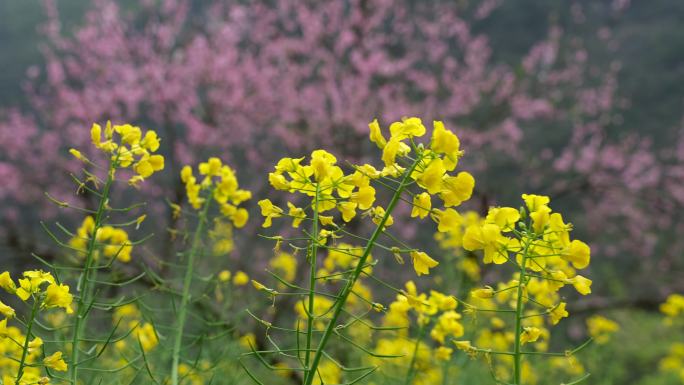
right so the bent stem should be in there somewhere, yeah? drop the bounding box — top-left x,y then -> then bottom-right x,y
16,297 -> 40,382
70,163 -> 115,384
512,238 -> 531,385
303,183 -> 321,379
170,193 -> 213,385
302,156 -> 422,385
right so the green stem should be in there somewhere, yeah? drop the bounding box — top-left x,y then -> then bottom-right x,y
441,360 -> 449,385
70,165 -> 115,384
16,297 -> 40,382
404,322 -> 427,385
512,239 -> 531,385
170,194 -> 213,385
304,183 -> 321,378
303,157 -> 422,385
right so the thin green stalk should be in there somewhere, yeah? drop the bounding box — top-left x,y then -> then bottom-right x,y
170,194 -> 213,385
16,297 -> 40,382
304,183 -> 321,378
441,360 -> 450,385
404,322 -> 427,385
303,157 -> 422,385
512,238 -> 531,385
70,164 -> 115,384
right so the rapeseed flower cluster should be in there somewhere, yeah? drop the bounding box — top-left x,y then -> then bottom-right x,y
261,149 -> 378,228
586,315 -> 619,344
68,216 -> 134,263
660,343 -> 684,382
181,157 -> 251,228
660,293 -> 684,325
370,282 -> 464,384
64,122 -> 166,383
0,271 -> 72,383
0,112 -> 638,385
449,194 -> 597,384
248,117 -> 476,385
1,271 -> 73,314
260,117 -> 474,277
71,122 -> 164,186
171,157 -> 251,385
112,304 -> 159,353
659,293 -> 684,381
434,210 -> 483,283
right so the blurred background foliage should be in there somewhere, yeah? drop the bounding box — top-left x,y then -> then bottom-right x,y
0,0 -> 683,384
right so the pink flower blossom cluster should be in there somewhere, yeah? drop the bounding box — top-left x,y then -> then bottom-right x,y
0,0 -> 680,292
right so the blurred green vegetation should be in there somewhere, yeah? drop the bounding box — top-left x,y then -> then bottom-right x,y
452,309 -> 683,384
0,0 -> 89,106
582,309 -> 683,385
0,0 -> 44,107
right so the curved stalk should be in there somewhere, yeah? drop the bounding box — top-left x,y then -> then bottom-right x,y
303,157 -> 422,385
303,183 -> 321,379
512,238 -> 531,385
16,297 -> 40,382
70,164 -> 115,384
170,194 -> 213,385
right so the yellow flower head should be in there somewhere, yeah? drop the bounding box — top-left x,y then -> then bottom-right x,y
0,300 -> 15,318
16,270 -> 55,301
471,286 -> 495,299
485,207 -> 520,232
431,120 -> 463,169
44,351 -> 68,372
439,171 -> 475,207
435,346 -> 453,361
521,194 -> 550,212
411,192 -> 432,219
660,294 -> 684,319
0,271 -> 16,293
568,275 -> 592,295
28,336 -> 43,352
69,217 -> 134,263
270,252 -> 298,283
199,157 -> 223,176
181,158 -> 251,230
218,270 -> 232,283
87,122 -> 164,184
370,206 -> 394,227
564,240 -> 591,269
586,315 -> 619,344
259,199 -> 284,228
389,117 -> 426,140
462,223 -> 508,264
369,119 -> 387,149
134,322 -> 159,352
233,271 -> 249,286
410,251 -> 439,276
415,158 -> 446,195
520,326 -> 542,344
549,302 -> 569,325
43,283 -> 74,314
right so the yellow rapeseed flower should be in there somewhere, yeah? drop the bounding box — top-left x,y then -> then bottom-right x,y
233,271 -> 249,286
520,326 -> 542,344
410,251 -> 439,276
411,192 -> 432,219
43,283 -> 74,314
43,351 -> 68,372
